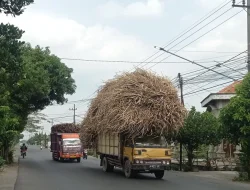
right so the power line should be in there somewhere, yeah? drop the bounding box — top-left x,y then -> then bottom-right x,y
60,57 -> 215,64
57,1 -> 237,109
130,0 -> 232,70
148,10 -> 244,70
183,80 -> 234,96
48,98 -> 91,107
171,50 -> 243,54
182,52 -> 247,83
183,56 -> 247,79
141,1 -> 234,69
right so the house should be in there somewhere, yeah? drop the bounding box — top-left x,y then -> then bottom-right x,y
201,81 -> 242,158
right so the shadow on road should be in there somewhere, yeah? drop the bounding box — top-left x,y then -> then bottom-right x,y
80,164 -> 167,181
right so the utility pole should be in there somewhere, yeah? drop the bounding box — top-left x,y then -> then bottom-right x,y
232,0 -> 250,72
69,104 -> 77,125
178,73 -> 184,171
44,133 -> 47,148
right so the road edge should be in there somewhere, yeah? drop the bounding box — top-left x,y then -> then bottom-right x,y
13,155 -> 20,190
0,147 -> 20,190
12,146 -> 20,190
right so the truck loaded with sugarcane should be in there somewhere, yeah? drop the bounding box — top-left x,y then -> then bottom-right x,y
80,69 -> 186,179
51,123 -> 82,162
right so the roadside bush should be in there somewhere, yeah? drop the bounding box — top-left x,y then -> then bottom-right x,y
233,172 -> 249,182
183,163 -> 192,172
7,150 -> 14,164
0,156 -> 5,170
171,164 -> 179,171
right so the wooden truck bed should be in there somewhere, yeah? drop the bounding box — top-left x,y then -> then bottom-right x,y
97,133 -> 120,156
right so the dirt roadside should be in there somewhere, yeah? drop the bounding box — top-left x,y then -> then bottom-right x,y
0,148 -> 19,190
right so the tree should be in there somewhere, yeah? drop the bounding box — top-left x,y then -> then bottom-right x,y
10,44 -> 76,116
168,107 -> 220,171
220,74 -> 250,180
25,112 -> 47,133
0,106 -> 19,163
0,0 -> 76,162
0,0 -> 34,16
27,132 -> 49,146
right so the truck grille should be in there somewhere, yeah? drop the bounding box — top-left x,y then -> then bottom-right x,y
63,146 -> 81,153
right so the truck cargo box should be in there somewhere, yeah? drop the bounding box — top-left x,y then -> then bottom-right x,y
97,133 -> 120,156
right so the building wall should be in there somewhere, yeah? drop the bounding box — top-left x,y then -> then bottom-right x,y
209,100 -> 230,118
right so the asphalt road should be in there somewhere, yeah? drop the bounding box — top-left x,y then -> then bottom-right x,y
15,146 -> 249,190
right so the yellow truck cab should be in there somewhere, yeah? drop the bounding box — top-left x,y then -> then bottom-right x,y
98,133 -> 171,179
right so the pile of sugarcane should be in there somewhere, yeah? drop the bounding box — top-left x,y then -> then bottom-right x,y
51,123 -> 80,133
80,69 -> 186,146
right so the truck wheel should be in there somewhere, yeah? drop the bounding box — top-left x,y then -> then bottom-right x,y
154,171 -> 164,179
102,157 -> 113,172
77,158 -> 81,163
52,154 -> 56,161
124,160 -> 136,178
59,157 -> 64,162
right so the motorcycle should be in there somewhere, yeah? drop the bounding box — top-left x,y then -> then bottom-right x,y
83,149 -> 88,159
21,150 -> 26,159
40,146 -> 43,150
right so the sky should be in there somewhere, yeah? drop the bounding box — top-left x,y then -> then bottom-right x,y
0,0 -> 247,136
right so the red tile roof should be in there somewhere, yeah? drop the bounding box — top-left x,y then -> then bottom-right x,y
218,81 -> 242,94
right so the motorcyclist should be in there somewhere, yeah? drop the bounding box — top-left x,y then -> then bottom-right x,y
20,143 -> 27,155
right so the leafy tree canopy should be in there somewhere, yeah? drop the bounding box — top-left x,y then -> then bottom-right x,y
10,44 -> 76,117
167,107 -> 220,170
0,0 -> 34,16
25,112 -> 47,133
220,74 -> 250,180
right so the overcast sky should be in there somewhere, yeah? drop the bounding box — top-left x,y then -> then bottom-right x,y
0,0 -> 247,136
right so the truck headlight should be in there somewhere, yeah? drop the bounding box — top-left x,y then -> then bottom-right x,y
135,160 -> 139,164
162,161 -> 166,165
140,160 -> 143,164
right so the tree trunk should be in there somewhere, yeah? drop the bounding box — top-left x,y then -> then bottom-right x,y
187,148 -> 194,171
247,160 -> 250,180
3,147 -> 9,163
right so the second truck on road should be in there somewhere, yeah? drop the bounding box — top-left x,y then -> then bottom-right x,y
51,123 -> 82,162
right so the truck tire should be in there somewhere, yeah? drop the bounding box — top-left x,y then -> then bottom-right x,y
102,157 -> 114,172
77,158 -> 81,163
154,171 -> 164,179
124,160 -> 136,178
59,157 -> 64,162
52,154 -> 56,161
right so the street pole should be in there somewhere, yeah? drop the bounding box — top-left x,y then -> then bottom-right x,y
44,133 -> 47,148
178,73 -> 184,171
232,0 -> 250,72
69,104 -> 77,125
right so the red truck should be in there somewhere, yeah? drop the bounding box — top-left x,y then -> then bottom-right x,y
50,132 -> 82,162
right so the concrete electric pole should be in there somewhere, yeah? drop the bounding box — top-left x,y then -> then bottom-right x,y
178,73 -> 184,171
233,0 -> 250,72
69,104 -> 77,125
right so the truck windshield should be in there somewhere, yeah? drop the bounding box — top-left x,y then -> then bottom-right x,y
134,136 -> 167,148
63,139 -> 81,146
